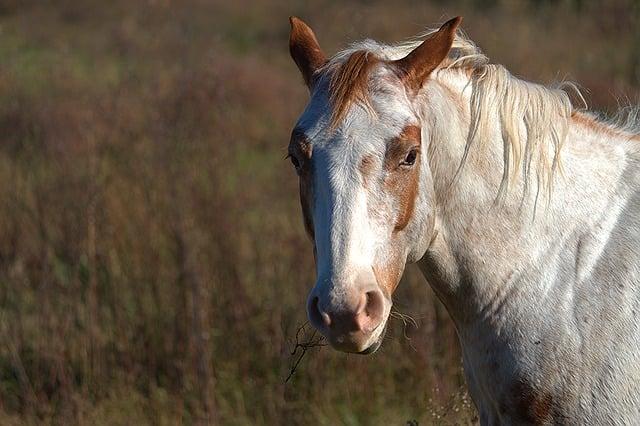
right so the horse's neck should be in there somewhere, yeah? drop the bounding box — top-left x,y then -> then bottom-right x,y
417,71 -> 640,332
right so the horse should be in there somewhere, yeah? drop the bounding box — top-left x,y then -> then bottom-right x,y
286,15 -> 640,424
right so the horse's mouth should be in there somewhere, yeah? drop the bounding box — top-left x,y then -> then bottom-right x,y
355,324 -> 387,355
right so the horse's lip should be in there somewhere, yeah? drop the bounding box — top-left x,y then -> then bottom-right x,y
355,323 -> 387,355
357,342 -> 379,355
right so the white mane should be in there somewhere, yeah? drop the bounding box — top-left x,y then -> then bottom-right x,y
326,27 -> 639,200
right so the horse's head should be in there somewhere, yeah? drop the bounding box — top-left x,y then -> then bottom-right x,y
287,17 -> 460,354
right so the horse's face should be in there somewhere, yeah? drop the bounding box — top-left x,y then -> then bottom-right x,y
289,77 -> 431,353
288,17 -> 460,353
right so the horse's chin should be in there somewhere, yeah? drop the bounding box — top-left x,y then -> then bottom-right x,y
356,339 -> 382,355
355,324 -> 387,355
324,321 -> 387,355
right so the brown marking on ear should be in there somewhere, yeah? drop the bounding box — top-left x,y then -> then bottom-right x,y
384,125 -> 422,231
328,50 -> 380,128
289,16 -> 327,88
289,129 -> 315,239
393,16 -> 462,93
359,154 -> 376,187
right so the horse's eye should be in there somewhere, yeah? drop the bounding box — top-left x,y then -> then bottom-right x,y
401,148 -> 418,167
290,155 -> 301,170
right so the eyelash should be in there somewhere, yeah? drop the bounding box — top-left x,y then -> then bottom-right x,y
287,154 -> 301,171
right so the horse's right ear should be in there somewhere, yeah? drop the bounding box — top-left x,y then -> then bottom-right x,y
393,16 -> 462,93
289,16 -> 326,89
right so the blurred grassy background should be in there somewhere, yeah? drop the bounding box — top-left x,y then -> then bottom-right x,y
0,0 -> 637,424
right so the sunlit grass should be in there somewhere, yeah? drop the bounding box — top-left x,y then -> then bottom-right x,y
0,0 -> 637,424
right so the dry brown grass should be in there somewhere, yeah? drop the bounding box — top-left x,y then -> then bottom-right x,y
0,0 -> 637,424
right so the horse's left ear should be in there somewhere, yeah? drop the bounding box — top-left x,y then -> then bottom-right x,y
393,16 -> 462,92
289,16 -> 327,89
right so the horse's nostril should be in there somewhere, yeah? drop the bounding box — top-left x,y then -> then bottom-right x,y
308,296 -> 331,329
364,290 -> 384,322
352,290 -> 385,332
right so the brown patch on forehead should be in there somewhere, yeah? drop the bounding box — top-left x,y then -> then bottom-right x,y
399,125 -> 421,143
384,125 -> 422,232
328,50 -> 379,128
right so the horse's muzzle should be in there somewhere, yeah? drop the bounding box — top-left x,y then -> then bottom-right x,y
306,283 -> 388,353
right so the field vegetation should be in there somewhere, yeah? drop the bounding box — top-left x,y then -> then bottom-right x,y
0,0 -> 638,424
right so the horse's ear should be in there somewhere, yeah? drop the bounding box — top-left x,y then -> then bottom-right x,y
393,16 -> 462,92
289,16 -> 326,89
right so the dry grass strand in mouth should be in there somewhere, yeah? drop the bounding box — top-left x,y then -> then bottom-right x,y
390,309 -> 420,351
391,309 -> 419,329
284,322 -> 326,383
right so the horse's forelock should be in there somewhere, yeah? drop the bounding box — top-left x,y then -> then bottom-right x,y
321,28 -> 483,131
326,50 -> 380,129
